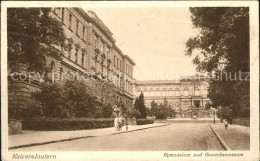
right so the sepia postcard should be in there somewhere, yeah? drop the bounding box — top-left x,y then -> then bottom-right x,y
1,1 -> 259,161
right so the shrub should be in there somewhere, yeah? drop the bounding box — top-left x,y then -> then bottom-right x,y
21,103 -> 42,120
136,119 -> 154,125
22,117 -> 114,130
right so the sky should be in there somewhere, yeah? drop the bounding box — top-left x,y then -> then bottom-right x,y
85,8 -> 198,80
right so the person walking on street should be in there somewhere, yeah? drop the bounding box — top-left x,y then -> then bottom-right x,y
224,119 -> 229,130
114,117 -> 118,131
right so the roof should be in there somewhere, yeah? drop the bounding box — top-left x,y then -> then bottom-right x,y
135,80 -> 180,85
124,55 -> 136,66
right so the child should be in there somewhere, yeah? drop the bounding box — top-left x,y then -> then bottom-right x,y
223,119 -> 229,130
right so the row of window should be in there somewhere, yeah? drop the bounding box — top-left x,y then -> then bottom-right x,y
53,8 -> 134,78
66,44 -> 86,67
126,64 -> 133,77
94,34 -> 133,77
125,81 -> 133,94
113,55 -> 122,71
137,89 -> 208,97
94,34 -> 111,58
54,8 -> 88,42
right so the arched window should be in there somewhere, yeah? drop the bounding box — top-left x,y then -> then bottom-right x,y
51,61 -> 55,73
195,87 -> 200,96
150,89 -> 154,96
156,89 -> 160,96
163,88 -> 167,96
183,87 -> 189,96
175,88 -> 180,96
169,88 -> 174,96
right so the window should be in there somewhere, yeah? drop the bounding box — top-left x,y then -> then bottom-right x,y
183,88 -> 189,96
76,20 -> 79,35
75,48 -> 78,63
62,8 -> 65,23
164,91 -> 168,96
120,61 -> 122,71
51,61 -> 55,73
83,27 -> 85,41
68,44 -> 72,59
69,14 -> 72,29
175,88 -> 180,96
114,56 -> 116,66
60,67 -> 63,80
101,61 -> 104,73
169,90 -> 174,96
101,41 -> 104,54
107,47 -> 110,58
117,58 -> 119,69
82,53 -> 85,67
126,65 -> 128,74
195,87 -> 200,96
94,34 -> 98,48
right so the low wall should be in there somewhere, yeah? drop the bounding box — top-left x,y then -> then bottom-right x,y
9,119 -> 22,135
154,119 -> 167,123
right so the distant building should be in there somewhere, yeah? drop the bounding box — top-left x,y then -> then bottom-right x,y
134,75 -> 210,113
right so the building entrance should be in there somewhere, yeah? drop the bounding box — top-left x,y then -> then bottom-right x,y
193,100 -> 200,108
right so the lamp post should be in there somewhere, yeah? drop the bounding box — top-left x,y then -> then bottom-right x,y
213,108 -> 216,124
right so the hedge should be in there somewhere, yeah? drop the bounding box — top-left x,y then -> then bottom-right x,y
22,117 -> 114,130
136,119 -> 154,125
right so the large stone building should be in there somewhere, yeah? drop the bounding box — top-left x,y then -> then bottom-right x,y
8,8 -> 136,117
134,75 -> 211,113
49,8 -> 135,103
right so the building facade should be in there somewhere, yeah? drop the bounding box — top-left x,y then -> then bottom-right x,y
50,8 -> 135,103
8,7 -> 136,116
134,75 -> 210,113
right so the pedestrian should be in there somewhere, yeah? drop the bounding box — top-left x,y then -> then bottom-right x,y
118,117 -> 122,131
114,117 -> 118,131
223,119 -> 229,130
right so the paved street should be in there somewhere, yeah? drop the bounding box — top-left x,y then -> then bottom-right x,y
14,123 -> 224,151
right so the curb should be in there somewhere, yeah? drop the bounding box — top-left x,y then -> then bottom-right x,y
9,123 -> 171,150
209,124 -> 232,151
9,136 -> 95,150
110,123 -> 172,135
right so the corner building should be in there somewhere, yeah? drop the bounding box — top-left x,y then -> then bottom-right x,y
48,8 -> 136,104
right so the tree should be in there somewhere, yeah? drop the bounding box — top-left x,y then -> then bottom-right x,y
185,8 -> 249,117
149,100 -> 158,117
7,8 -> 66,73
216,106 -> 232,119
151,98 -> 174,119
34,80 -> 100,118
134,92 -> 147,118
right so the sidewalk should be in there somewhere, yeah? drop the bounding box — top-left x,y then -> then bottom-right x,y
210,123 -> 250,150
9,123 -> 170,150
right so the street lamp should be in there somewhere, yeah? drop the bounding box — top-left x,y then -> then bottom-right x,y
213,108 -> 216,124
